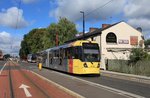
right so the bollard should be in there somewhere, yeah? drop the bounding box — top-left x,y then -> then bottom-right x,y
38,63 -> 42,71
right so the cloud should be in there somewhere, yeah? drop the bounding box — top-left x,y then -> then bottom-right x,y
22,0 -> 37,4
124,0 -> 150,39
50,0 -> 150,38
127,18 -> 150,39
0,7 -> 28,29
0,31 -> 21,55
49,0 -> 126,22
127,18 -> 150,31
0,31 -> 11,44
124,0 -> 150,18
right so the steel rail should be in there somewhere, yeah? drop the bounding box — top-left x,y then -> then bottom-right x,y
11,61 -> 50,98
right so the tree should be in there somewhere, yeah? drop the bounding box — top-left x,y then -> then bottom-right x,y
57,17 -> 78,44
19,34 -> 30,59
19,28 -> 50,59
47,17 -> 78,45
144,39 -> 150,48
129,48 -> 150,64
47,23 -> 58,47
19,17 -> 78,59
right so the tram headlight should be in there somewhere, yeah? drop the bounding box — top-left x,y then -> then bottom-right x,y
83,63 -> 88,68
97,63 -> 100,68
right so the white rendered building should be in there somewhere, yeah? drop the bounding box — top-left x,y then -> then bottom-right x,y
67,21 -> 144,70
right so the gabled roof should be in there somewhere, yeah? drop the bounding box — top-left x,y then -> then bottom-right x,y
65,21 -> 122,43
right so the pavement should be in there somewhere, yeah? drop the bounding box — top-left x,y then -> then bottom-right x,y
101,70 -> 150,85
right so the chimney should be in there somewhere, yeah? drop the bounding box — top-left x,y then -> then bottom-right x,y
89,27 -> 98,33
102,24 -> 111,29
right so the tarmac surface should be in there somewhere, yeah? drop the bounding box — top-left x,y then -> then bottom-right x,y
1,60 -> 150,98
20,61 -> 150,98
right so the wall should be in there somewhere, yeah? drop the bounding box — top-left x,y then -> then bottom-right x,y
100,22 -> 144,70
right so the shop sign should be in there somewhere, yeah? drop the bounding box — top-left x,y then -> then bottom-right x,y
118,39 -> 129,44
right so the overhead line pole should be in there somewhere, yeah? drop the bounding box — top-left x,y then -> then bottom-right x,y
80,11 -> 85,39
74,0 -> 114,22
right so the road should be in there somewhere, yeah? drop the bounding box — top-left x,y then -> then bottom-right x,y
0,60 -> 75,98
77,74 -> 150,98
19,61 -> 150,98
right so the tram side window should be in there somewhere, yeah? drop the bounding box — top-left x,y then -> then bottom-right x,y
52,50 -> 55,58
53,50 -> 59,58
59,49 -> 64,58
54,50 -> 56,58
70,47 -> 74,59
67,47 -> 81,59
49,52 -> 53,64
64,48 -> 72,59
57,50 -> 59,57
64,48 -> 67,59
74,47 -> 78,59
78,47 -> 83,60
62,49 -> 66,59
67,48 -> 71,59
64,47 -> 82,59
63,47 -> 82,60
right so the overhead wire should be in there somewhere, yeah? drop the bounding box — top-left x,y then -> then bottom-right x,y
85,0 -> 114,16
11,0 -> 22,56
15,0 -> 22,29
74,0 -> 114,22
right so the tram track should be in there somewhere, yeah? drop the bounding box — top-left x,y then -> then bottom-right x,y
10,60 -> 50,98
18,61 -> 150,98
8,61 -> 15,98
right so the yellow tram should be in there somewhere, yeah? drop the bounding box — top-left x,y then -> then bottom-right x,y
40,40 -> 100,75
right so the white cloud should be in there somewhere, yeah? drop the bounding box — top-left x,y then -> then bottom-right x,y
127,18 -> 150,39
0,7 -> 28,29
124,0 -> 150,39
49,0 -> 150,38
0,31 -> 21,55
22,0 -> 37,4
124,0 -> 150,18
0,31 -> 11,44
50,0 -> 126,22
127,18 -> 150,31
49,0 -> 150,39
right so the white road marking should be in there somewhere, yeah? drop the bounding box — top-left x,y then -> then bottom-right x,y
31,71 -> 85,98
52,71 -> 145,98
0,63 -> 7,75
19,84 -> 32,97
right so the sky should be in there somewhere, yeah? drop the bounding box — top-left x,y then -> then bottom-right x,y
0,0 -> 150,56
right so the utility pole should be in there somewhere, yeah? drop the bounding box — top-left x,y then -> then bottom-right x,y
80,11 -> 85,39
55,32 -> 58,46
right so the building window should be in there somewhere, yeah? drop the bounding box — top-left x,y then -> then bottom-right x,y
106,32 -> 117,43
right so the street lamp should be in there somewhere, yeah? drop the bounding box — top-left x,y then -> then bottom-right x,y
80,11 -> 85,38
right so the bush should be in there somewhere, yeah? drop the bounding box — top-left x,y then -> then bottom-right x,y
129,48 -> 149,64
107,48 -> 150,76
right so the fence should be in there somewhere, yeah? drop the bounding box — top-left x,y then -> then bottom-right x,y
107,59 -> 150,76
